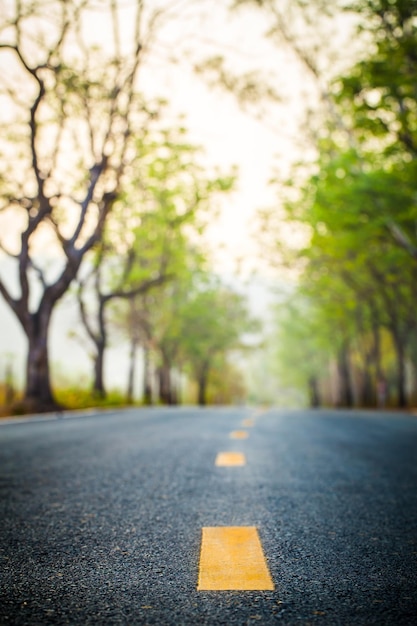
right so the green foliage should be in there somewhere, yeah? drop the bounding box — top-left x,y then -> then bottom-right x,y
180,279 -> 257,371
74,120 -> 236,399
205,355 -> 248,405
336,0 -> 417,159
54,386 -> 132,410
98,123 -> 236,295
177,276 -> 259,403
128,269 -> 259,405
270,294 -> 331,387
259,0 -> 417,407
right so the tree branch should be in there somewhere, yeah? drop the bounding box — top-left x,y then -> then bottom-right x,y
387,220 -> 417,259
69,155 -> 109,247
0,277 -> 17,313
78,189 -> 118,256
77,279 -> 100,345
28,258 -> 48,290
103,273 -> 171,303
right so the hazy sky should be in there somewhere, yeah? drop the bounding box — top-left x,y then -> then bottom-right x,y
132,0 -> 358,275
134,1 -> 318,275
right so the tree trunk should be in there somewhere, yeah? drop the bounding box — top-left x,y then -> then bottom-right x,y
337,343 -> 354,407
93,341 -> 106,398
170,370 -> 179,406
5,359 -> 16,405
174,368 -> 182,405
126,337 -> 138,404
158,362 -> 171,404
308,375 -> 320,408
393,332 -> 407,408
197,362 -> 210,406
360,366 -> 374,407
371,309 -> 383,381
24,312 -> 56,410
197,375 -> 207,406
92,297 -> 107,398
143,346 -> 153,405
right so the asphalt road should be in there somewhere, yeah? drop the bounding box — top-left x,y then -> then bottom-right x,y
0,407 -> 416,625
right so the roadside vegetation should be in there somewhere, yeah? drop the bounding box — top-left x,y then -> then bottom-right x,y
247,0 -> 417,408
0,0 -> 258,414
1,0 -> 415,413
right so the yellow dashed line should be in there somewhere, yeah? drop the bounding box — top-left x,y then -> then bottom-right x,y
241,418 -> 255,427
230,430 -> 248,439
197,526 -> 274,591
215,452 -> 246,466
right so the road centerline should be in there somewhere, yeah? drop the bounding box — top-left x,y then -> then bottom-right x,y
215,451 -> 246,466
241,418 -> 255,427
230,430 -> 248,439
197,526 -> 274,591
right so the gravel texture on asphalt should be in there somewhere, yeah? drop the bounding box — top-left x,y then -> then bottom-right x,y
1,407 -> 416,625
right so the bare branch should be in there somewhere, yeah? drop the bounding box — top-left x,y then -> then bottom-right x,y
46,95 -> 66,179
44,3 -> 72,66
0,43 -> 39,78
103,273 -> 172,302
387,220 -> 417,259
78,189 -> 118,256
77,281 -> 100,345
28,258 -> 48,290
69,155 -> 109,247
0,277 -> 17,313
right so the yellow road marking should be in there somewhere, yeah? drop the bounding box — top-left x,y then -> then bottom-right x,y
242,418 -> 254,427
230,430 -> 248,439
215,452 -> 246,466
197,527 -> 274,591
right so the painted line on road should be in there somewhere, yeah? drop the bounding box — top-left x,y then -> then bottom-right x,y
241,418 -> 255,427
230,430 -> 248,439
215,452 -> 246,466
197,526 -> 274,591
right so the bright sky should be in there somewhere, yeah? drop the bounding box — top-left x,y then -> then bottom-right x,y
132,0 -> 358,276
135,1 -> 317,275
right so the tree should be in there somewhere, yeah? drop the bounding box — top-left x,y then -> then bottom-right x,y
334,0 -> 417,257
271,292 -> 344,408
204,354 -> 248,404
337,0 -> 417,158
179,278 -> 258,405
269,141 -> 417,407
121,257 -> 207,406
77,248 -> 168,399
0,0 -> 170,410
248,0 -> 417,408
76,126 -> 234,398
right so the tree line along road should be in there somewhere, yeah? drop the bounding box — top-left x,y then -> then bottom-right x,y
1,406 -> 416,625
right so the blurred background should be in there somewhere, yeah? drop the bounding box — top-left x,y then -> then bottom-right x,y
0,0 -> 416,413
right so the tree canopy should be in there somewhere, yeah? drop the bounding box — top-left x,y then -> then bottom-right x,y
256,0 -> 417,408
0,0 -> 242,410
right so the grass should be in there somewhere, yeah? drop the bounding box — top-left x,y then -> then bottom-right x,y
0,383 -> 139,417
54,386 -> 135,410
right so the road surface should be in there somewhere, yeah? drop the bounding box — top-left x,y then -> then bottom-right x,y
1,407 -> 416,625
